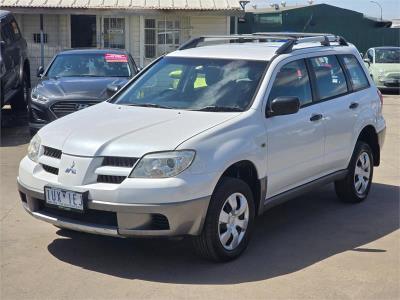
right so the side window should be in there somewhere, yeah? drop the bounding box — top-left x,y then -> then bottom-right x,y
341,55 -> 370,91
309,55 -> 348,100
10,20 -> 21,40
268,59 -> 312,107
0,22 -> 13,44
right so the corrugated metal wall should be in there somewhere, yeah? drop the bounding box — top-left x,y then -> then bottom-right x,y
237,4 -> 400,53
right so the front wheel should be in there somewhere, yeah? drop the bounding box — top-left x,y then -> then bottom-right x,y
335,141 -> 374,203
193,177 -> 255,262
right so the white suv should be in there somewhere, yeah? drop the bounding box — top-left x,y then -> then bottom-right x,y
18,33 -> 386,261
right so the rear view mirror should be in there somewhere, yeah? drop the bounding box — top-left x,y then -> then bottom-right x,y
267,96 -> 300,117
363,58 -> 371,66
169,70 -> 182,79
37,66 -> 44,77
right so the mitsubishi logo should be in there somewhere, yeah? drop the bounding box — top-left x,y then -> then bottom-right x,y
76,103 -> 89,110
65,161 -> 77,174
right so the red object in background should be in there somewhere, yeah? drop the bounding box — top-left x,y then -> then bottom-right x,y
105,53 -> 128,63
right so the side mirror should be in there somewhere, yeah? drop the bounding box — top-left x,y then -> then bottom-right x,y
363,58 -> 371,66
37,66 -> 44,77
107,84 -> 121,95
267,96 -> 300,117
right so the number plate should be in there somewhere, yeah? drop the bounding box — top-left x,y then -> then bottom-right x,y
44,187 -> 86,212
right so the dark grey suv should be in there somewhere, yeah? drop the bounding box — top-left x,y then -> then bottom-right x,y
0,10 -> 30,112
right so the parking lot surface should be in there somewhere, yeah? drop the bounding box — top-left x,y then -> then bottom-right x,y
1,94 -> 399,300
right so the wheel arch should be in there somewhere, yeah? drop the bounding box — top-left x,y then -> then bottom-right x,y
217,160 -> 266,216
356,125 -> 380,166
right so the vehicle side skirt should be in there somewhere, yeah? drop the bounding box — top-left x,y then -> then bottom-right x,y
261,170 -> 348,213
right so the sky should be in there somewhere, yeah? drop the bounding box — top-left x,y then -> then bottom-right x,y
249,0 -> 400,20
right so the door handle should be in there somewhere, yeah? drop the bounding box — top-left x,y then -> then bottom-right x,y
349,102 -> 359,109
310,113 -> 323,122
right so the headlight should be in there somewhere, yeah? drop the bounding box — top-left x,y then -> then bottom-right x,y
130,150 -> 195,178
27,134 -> 41,162
31,89 -> 49,103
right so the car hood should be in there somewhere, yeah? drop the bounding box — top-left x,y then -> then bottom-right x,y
373,63 -> 400,74
39,102 -> 240,157
35,76 -> 129,100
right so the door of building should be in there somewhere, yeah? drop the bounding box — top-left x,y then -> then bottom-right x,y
71,15 -> 96,48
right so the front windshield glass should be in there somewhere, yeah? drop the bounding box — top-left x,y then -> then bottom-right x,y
47,53 -> 133,78
375,49 -> 400,64
112,57 -> 267,111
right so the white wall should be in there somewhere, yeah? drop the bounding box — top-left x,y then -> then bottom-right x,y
190,16 -> 230,36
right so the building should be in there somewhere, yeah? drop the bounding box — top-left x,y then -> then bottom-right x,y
237,3 -> 400,54
0,0 -> 242,84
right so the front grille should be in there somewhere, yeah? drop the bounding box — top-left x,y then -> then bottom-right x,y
102,156 -> 138,168
38,201 -> 118,227
97,175 -> 126,184
51,101 -> 99,118
151,214 -> 170,230
42,164 -> 59,175
43,146 -> 62,159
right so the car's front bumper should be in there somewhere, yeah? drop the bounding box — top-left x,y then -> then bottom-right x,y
18,179 -> 211,238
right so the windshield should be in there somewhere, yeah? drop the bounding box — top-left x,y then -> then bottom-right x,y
112,57 -> 267,111
47,53 -> 134,78
375,49 -> 400,64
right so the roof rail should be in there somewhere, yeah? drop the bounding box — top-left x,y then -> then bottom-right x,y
253,32 -> 348,54
178,34 -> 295,50
178,32 -> 349,55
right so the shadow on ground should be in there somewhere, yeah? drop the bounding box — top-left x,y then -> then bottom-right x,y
47,182 -> 399,284
0,108 -> 30,147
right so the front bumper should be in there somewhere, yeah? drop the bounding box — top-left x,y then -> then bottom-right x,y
18,180 -> 210,238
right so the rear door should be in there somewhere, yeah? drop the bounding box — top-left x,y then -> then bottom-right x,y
265,58 -> 325,198
308,54 -> 369,174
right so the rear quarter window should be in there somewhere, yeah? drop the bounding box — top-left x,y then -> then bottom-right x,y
340,55 -> 370,91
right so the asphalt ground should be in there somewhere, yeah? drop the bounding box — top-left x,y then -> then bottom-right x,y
0,93 -> 399,300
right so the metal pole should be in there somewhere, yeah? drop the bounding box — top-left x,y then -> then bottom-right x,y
370,1 -> 383,21
40,14 -> 44,67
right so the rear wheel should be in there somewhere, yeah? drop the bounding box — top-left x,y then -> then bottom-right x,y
193,177 -> 255,262
335,141 -> 374,203
11,72 -> 29,113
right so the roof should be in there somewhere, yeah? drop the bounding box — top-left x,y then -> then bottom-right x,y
167,41 -> 357,61
0,0 -> 241,10
58,48 -> 129,55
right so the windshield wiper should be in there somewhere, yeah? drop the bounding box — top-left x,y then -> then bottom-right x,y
128,103 -> 173,109
193,106 -> 244,112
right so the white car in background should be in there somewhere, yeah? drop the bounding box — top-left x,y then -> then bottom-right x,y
18,33 -> 386,262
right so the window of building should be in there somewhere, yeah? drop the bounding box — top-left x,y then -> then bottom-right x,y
309,55 -> 348,100
256,13 -> 282,25
144,17 -> 190,60
341,55 -> 369,91
103,17 -> 125,49
33,33 -> 48,44
269,59 -> 312,107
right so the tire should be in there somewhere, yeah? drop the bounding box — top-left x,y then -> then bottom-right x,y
335,141 -> 374,203
193,177 -> 255,262
11,73 -> 29,113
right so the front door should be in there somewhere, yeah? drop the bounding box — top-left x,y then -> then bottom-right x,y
265,58 -> 325,198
